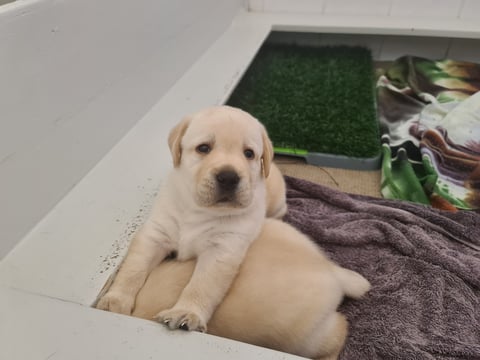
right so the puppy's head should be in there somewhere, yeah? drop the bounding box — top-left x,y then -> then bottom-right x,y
168,106 -> 273,209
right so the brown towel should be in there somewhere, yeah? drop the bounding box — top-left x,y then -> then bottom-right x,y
284,176 -> 480,359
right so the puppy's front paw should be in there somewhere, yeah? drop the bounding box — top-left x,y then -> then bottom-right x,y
96,291 -> 135,315
154,308 -> 207,333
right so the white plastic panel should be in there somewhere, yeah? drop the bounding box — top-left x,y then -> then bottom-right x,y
253,0 -> 470,21
264,0 -> 325,13
390,0 -> 463,18
460,0 -> 480,19
248,0 -> 265,11
0,0 -> 242,259
324,0 -> 391,16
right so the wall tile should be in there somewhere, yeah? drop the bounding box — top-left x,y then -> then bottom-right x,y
459,0 -> 480,19
390,0 -> 463,18
248,0 -> 264,11
263,0 -> 325,13
324,0 -> 391,16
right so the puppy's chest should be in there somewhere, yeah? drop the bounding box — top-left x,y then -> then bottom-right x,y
174,217 -> 246,261
175,221 -> 218,260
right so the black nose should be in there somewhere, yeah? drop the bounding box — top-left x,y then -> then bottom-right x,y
216,170 -> 240,191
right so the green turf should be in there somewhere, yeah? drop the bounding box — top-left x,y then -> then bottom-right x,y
227,44 -> 381,158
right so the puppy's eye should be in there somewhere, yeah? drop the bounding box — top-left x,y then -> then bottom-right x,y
244,149 -> 255,159
196,144 -> 211,154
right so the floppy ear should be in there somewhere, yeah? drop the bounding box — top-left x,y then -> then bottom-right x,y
260,124 -> 274,178
168,116 -> 192,167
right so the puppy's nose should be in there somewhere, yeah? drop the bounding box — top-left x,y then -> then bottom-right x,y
216,170 -> 240,191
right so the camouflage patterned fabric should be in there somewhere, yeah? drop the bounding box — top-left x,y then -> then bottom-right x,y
377,56 -> 480,211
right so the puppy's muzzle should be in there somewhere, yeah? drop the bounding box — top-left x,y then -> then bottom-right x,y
216,169 -> 240,193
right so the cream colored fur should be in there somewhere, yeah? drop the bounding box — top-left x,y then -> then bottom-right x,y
133,218 -> 371,360
97,106 -> 286,332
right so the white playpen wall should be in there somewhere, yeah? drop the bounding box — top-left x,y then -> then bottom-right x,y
0,0 -> 243,258
250,0 -> 480,62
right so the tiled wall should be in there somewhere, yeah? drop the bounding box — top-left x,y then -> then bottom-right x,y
249,1 -> 480,62
249,0 -> 480,19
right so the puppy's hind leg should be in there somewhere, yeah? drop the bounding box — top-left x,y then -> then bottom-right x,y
313,313 -> 348,360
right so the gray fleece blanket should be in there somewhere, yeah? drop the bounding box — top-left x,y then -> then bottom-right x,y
284,176 -> 480,360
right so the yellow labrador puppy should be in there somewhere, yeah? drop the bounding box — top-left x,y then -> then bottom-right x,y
97,106 -> 287,332
133,218 -> 371,360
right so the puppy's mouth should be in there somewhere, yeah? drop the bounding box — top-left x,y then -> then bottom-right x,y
214,193 -> 240,206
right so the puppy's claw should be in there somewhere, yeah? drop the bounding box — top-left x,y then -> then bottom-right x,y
154,308 -> 207,332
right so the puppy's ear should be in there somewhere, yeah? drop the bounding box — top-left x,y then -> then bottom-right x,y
261,124 -> 274,178
168,116 -> 192,167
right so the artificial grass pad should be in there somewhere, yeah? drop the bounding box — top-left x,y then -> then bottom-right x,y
227,44 -> 381,158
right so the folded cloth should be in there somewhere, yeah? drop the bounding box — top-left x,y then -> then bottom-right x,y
377,56 -> 480,210
284,176 -> 480,359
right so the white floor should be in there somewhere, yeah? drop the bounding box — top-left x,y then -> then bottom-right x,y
1,286 -> 303,360
2,9 -> 480,359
